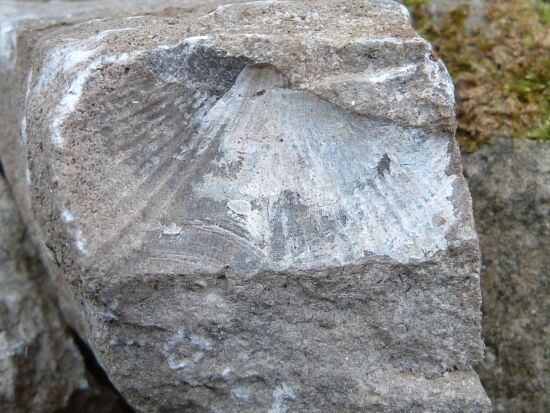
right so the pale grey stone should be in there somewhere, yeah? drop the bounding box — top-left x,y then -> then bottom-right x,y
0,1 -> 490,411
463,138 -> 550,413
426,0 -> 486,29
399,0 -> 488,30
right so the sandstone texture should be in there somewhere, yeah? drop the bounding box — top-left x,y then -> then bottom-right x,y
0,174 -> 129,413
1,1 -> 490,411
463,138 -> 550,413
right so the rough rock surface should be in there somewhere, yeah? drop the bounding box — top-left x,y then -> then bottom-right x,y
463,138 -> 550,413
0,174 -> 130,413
1,1 -> 490,411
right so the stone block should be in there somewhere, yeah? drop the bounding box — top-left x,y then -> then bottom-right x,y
0,1 -> 491,411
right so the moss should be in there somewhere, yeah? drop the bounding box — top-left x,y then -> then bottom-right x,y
403,0 -> 550,151
535,0 -> 550,25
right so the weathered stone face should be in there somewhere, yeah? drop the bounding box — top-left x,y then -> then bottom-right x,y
0,1 -> 490,411
0,174 -> 82,412
0,175 -> 130,413
463,138 -> 550,413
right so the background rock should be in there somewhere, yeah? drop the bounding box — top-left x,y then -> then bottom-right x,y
424,0 -> 486,29
463,138 -> 550,413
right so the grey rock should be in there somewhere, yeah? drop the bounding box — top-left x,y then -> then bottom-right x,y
463,138 -> 550,413
0,0 -> 490,411
427,0 -> 486,30
0,175 -> 129,413
399,0 -> 488,31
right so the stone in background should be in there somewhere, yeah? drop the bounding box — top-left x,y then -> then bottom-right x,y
423,0 -> 486,28
463,138 -> 550,413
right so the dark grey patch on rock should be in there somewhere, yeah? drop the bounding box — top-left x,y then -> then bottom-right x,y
148,43 -> 253,97
376,153 -> 392,177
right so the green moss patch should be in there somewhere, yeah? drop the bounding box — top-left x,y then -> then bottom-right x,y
404,0 -> 550,151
